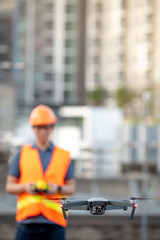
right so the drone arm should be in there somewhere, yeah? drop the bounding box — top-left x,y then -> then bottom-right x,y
107,205 -> 127,210
60,200 -> 89,219
108,200 -> 132,208
66,200 -> 88,208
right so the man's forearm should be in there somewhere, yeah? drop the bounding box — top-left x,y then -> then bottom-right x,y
6,182 -> 26,195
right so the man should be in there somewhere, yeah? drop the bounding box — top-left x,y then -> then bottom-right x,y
6,105 -> 75,240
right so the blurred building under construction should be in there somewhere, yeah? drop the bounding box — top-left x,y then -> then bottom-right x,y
1,0 -> 160,180
14,0 -> 86,109
86,0 -> 160,92
0,0 -> 15,131
0,0 -> 160,112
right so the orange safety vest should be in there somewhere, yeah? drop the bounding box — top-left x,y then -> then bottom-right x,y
16,144 -> 71,227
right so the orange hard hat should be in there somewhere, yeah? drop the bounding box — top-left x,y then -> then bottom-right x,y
29,105 -> 57,126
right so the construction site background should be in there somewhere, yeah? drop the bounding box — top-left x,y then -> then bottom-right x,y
1,0 -> 160,239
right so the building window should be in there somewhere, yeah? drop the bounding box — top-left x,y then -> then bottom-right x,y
94,3 -> 102,13
66,4 -> 77,14
19,1 -> 26,15
65,39 -> 75,48
65,22 -> 76,31
147,14 -> 153,24
94,38 -> 101,47
148,51 -> 152,62
121,17 -> 127,28
34,92 -> 40,99
146,70 -> 152,81
119,72 -> 125,82
64,73 -> 74,83
119,36 -> 125,45
146,0 -> 153,6
45,89 -> 53,97
119,54 -> 125,63
94,73 -> 100,84
65,56 -> 75,65
45,38 -> 52,47
45,55 -> 52,64
46,21 -> 53,29
121,0 -> 127,9
44,73 -> 52,81
64,90 -> 74,104
46,4 -> 53,13
95,20 -> 101,30
64,91 -> 70,102
93,55 -> 100,64
147,33 -> 153,42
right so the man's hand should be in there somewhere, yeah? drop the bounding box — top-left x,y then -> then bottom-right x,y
45,179 -> 76,196
45,184 -> 59,195
24,182 -> 36,194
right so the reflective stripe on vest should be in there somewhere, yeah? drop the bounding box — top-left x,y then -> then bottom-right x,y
16,145 -> 71,227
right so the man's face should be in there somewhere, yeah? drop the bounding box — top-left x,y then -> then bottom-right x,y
32,125 -> 54,144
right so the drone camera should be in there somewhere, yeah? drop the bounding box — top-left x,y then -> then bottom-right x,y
89,202 -> 106,215
90,205 -> 105,215
96,207 -> 104,215
89,200 -> 107,216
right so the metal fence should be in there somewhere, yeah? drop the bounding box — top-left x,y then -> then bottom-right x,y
75,125 -> 160,179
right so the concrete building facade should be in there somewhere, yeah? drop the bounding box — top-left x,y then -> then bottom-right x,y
12,0 -> 160,114
85,0 -> 160,94
14,0 -> 86,109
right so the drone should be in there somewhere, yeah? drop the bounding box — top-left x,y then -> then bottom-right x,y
47,197 -> 151,220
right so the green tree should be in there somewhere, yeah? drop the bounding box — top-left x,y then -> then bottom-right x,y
87,85 -> 109,106
115,86 -> 135,108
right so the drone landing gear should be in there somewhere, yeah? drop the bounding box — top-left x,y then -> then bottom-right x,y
60,204 -> 68,220
130,204 -> 138,219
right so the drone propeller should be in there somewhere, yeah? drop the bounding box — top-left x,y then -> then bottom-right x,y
46,197 -> 68,201
46,197 -> 82,201
130,197 -> 155,201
